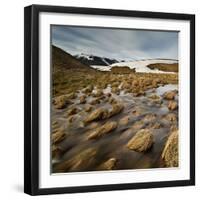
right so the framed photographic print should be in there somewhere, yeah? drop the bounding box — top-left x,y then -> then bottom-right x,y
24,4 -> 195,195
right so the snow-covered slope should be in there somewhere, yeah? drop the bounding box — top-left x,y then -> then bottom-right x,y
90,59 -> 178,73
91,65 -> 112,71
110,59 -> 178,73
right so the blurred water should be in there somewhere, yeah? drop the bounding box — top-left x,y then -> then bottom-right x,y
156,84 -> 178,96
52,84 -> 178,173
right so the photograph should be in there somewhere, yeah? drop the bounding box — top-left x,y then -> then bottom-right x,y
24,4 -> 195,195
51,25 -> 179,173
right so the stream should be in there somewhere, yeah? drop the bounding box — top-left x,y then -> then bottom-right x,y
52,84 -> 178,173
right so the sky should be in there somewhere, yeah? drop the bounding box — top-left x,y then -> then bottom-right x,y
51,25 -> 178,61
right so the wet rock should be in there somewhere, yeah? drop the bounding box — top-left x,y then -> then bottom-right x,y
165,113 -> 177,122
87,122 -> 100,130
132,80 -> 139,87
106,103 -> 124,118
99,83 -> 107,89
143,113 -> 157,122
66,107 -> 80,116
124,88 -> 132,93
170,125 -> 178,132
151,88 -> 156,93
148,94 -> 162,104
89,98 -> 101,105
52,126 -> 60,134
131,120 -> 145,130
53,95 -> 72,109
79,95 -> 86,104
168,101 -> 178,110
162,130 -> 178,167
111,82 -> 120,88
97,158 -> 117,170
132,108 -> 143,117
121,82 -> 131,90
52,145 -> 63,159
92,89 -> 103,97
119,116 -> 130,126
133,90 -> 145,97
127,129 -> 154,152
147,122 -> 162,129
111,87 -> 120,95
87,121 -> 117,140
52,129 -> 66,144
108,97 -> 118,104
152,78 -> 161,88
67,115 -> 76,123
148,94 -> 160,100
163,90 -> 176,100
97,95 -> 106,100
52,120 -> 59,130
84,107 -> 108,123
54,148 -> 97,172
67,92 -> 77,99
52,120 -> 58,126
106,93 -> 112,97
85,105 -> 93,112
83,85 -> 93,94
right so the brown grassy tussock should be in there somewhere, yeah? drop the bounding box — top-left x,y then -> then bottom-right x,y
162,130 -> 178,167
147,63 -> 178,72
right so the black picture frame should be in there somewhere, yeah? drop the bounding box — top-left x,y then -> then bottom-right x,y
24,4 -> 195,196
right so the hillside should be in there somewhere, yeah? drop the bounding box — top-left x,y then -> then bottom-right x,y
52,45 -> 97,97
147,63 -> 178,72
52,45 -> 93,71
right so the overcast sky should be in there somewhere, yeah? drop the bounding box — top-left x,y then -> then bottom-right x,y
52,25 -> 178,61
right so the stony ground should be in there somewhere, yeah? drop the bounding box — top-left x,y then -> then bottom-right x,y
51,70 -> 179,173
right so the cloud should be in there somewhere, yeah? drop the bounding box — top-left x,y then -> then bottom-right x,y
51,25 -> 178,60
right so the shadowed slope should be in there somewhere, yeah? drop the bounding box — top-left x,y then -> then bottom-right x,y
52,45 -> 94,71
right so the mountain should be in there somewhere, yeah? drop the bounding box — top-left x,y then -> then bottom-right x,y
52,45 -> 94,71
74,53 -> 119,66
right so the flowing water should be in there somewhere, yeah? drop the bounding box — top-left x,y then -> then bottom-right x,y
52,84 -> 178,173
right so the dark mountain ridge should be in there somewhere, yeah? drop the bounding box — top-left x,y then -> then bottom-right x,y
74,54 -> 119,66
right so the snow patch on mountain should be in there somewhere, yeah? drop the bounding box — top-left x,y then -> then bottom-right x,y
91,65 -> 112,71
102,58 -> 110,66
91,59 -> 178,73
111,59 -> 178,73
75,53 -> 94,60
